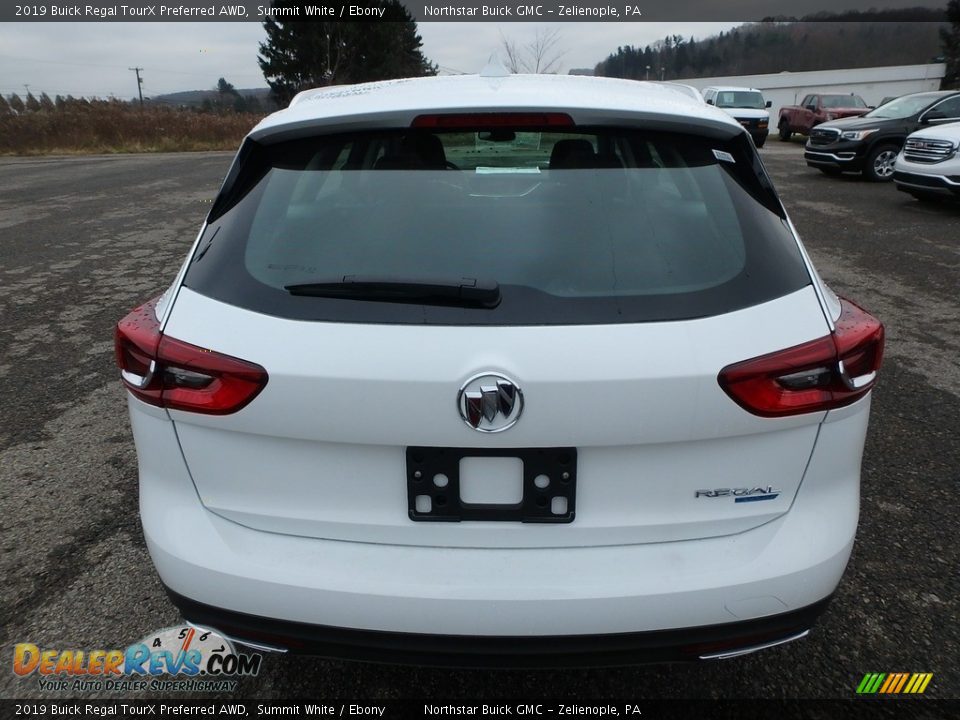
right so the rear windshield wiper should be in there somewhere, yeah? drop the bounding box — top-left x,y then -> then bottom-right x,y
284,275 -> 501,308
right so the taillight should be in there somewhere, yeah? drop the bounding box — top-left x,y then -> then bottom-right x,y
411,112 -> 574,129
114,298 -> 267,415
718,298 -> 884,417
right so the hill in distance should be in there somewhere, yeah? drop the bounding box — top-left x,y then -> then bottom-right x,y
595,7 -> 949,81
149,87 -> 272,108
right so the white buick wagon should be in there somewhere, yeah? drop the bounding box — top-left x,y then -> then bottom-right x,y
115,72 -> 884,665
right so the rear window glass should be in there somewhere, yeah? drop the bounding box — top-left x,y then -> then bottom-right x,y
185,127 -> 810,325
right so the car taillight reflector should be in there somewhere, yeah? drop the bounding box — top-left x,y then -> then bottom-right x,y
114,297 -> 267,415
718,298 -> 884,417
411,112 -> 574,129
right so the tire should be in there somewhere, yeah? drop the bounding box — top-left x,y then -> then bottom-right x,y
755,138 -> 766,149
863,144 -> 899,182
819,167 -> 842,176
778,121 -> 791,141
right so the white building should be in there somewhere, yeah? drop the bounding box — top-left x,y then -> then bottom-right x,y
677,63 -> 946,117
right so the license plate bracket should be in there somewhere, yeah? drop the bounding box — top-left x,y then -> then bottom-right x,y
406,446 -> 577,523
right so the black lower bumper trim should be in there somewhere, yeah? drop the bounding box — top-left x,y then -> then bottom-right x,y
164,586 -> 833,667
893,170 -> 960,195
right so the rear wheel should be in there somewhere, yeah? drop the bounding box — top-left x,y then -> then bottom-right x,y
778,122 -> 791,141
864,144 -> 899,182
755,137 -> 766,149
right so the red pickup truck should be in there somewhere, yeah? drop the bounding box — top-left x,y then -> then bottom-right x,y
778,94 -> 870,140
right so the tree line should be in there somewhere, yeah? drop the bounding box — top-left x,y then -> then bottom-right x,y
0,77 -> 269,117
595,8 -> 954,85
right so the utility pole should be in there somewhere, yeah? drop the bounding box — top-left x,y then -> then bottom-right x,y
129,67 -> 144,106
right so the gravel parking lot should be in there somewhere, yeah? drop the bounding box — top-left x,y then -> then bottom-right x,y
0,142 -> 957,701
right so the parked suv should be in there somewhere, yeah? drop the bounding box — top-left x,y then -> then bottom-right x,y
115,74 -> 884,665
894,121 -> 960,200
703,86 -> 771,147
804,91 -> 960,181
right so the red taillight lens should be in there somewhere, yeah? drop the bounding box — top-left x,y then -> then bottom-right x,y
411,112 -> 574,129
718,298 -> 884,417
114,298 -> 267,415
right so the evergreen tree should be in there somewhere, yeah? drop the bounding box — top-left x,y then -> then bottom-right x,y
942,0 -> 960,88
25,92 -> 41,112
0,94 -> 10,116
258,0 -> 435,106
215,77 -> 240,112
8,94 -> 24,113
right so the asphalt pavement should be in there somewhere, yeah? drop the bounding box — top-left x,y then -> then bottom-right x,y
0,144 -> 957,701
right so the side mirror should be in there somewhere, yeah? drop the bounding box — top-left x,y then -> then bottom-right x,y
805,105 -> 817,112
706,99 -> 714,105
922,110 -> 947,124
765,100 -> 772,108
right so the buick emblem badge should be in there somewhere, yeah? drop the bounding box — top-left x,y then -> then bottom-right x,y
457,373 -> 524,433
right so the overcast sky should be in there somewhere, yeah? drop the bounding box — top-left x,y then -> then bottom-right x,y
0,22 -> 740,99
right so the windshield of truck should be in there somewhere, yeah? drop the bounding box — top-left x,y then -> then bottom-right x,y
716,91 -> 766,109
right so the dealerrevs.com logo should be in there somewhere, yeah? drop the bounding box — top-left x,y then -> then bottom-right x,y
12,626 -> 261,693
856,672 -> 934,695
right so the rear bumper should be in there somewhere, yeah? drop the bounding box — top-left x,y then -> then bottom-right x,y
167,585 -> 831,666
131,394 -> 869,660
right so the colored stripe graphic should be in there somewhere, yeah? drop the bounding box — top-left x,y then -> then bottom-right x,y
892,673 -> 909,693
857,672 -> 932,695
879,674 -> 897,693
856,674 -> 874,694
734,494 -> 778,503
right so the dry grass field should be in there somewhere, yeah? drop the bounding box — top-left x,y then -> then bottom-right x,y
0,100 -> 264,155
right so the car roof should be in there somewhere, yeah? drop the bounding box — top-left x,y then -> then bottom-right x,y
653,82 -> 704,102
898,91 -> 958,101
250,73 -> 743,142
704,86 -> 764,93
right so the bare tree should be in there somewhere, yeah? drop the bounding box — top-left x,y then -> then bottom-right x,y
499,28 -> 566,74
499,32 -> 523,74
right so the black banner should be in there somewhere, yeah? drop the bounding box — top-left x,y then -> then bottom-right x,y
2,699 -> 957,719
2,1 -> 951,23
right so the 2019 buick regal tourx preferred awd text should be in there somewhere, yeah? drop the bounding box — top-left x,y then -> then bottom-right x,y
115,72 -> 884,666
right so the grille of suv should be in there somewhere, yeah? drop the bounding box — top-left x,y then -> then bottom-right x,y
903,137 -> 956,164
809,128 -> 840,145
